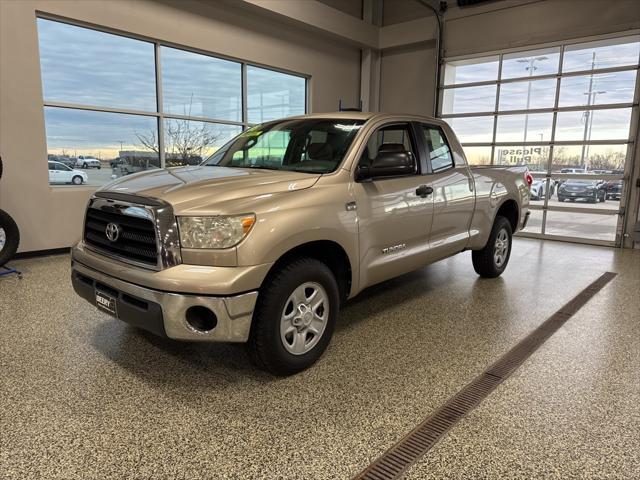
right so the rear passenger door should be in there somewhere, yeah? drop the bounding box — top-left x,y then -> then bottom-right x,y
419,124 -> 475,258
354,122 -> 435,288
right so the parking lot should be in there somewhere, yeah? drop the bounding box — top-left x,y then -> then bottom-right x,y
524,196 -> 620,242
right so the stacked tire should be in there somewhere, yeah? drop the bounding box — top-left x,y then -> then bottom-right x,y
0,210 -> 19,266
0,156 -> 20,266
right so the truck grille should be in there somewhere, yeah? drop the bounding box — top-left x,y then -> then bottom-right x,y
83,208 -> 158,266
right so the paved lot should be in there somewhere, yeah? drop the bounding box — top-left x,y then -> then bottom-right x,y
525,197 -> 620,242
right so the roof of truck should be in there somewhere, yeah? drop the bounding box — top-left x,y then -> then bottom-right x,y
286,111 -> 442,123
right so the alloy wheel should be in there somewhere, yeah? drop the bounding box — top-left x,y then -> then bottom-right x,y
494,228 -> 509,268
280,282 -> 329,355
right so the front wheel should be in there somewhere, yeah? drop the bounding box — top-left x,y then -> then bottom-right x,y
472,216 -> 512,278
72,175 -> 83,185
247,257 -> 339,376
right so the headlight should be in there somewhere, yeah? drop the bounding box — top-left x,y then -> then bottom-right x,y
177,214 -> 256,249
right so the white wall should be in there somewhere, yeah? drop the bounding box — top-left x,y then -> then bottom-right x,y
380,43 -> 437,116
0,0 -> 362,252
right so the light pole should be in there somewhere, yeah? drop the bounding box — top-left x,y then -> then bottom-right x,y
516,56 -> 548,147
579,52 -> 606,170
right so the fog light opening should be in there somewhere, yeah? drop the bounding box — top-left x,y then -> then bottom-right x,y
185,306 -> 218,333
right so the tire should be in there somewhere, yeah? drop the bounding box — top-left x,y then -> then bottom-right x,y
472,216 -> 512,278
72,175 -> 83,185
97,166 -> 101,170
82,162 -> 88,168
588,197 -> 596,204
247,257 -> 339,376
558,196 -> 565,202
0,209 -> 20,267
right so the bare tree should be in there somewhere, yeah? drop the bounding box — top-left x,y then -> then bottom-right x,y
135,95 -> 220,167
136,130 -> 159,154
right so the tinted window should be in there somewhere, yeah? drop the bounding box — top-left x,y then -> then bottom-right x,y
422,127 -> 454,172
163,120 -> 241,167
361,124 -> 416,169
207,119 -> 363,173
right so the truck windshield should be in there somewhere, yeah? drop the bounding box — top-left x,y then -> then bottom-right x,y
203,119 -> 365,174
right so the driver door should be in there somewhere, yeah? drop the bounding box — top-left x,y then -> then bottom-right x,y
48,162 -> 61,184
354,123 -> 435,288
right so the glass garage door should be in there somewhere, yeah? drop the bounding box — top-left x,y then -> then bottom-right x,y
440,34 -> 640,246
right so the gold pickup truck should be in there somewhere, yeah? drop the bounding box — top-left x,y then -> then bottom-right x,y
71,113 -> 531,375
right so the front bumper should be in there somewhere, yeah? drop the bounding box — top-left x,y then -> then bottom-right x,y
72,259 -> 258,342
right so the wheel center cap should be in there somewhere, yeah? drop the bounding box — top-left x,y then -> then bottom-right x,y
302,310 -> 313,327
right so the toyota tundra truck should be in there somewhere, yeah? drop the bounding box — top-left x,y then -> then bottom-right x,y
71,113 -> 531,375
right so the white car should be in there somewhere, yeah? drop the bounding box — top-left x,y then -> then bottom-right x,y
75,156 -> 102,169
530,179 -> 556,200
48,161 -> 88,185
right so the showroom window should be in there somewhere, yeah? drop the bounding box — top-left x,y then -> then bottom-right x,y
36,18 -> 307,187
440,34 -> 640,246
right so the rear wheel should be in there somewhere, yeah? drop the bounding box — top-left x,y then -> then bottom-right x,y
247,257 -> 339,376
0,209 -> 20,267
472,216 -> 512,278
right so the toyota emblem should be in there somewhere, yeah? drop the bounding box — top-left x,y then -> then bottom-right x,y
105,222 -> 121,242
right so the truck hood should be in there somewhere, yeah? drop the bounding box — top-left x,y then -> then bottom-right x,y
100,166 -> 321,214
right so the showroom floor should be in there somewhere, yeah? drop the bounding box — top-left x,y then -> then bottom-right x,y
1,238 -> 638,479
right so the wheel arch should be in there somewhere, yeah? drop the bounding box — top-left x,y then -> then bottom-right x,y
261,240 -> 353,304
495,198 -> 519,233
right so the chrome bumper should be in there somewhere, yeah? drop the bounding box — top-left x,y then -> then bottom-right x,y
72,259 -> 258,342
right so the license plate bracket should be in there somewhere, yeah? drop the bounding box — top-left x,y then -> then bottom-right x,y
96,290 -> 118,317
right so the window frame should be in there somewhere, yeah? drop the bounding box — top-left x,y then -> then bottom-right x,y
438,30 -> 640,248
355,122 -> 421,181
418,124 -> 456,174
36,14 -> 310,180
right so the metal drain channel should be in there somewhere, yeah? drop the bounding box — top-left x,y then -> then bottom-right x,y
354,271 -> 617,480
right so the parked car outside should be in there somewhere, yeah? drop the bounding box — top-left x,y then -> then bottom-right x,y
530,178 -> 555,201
48,161 -> 88,185
603,180 -> 622,200
557,179 -> 606,203
76,156 -> 102,169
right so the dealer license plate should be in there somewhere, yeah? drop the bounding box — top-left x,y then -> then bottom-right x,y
95,291 -> 117,316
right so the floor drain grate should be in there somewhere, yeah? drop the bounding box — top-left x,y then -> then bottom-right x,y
353,271 -> 616,480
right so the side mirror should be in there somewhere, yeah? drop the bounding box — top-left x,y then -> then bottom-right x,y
369,151 -> 414,178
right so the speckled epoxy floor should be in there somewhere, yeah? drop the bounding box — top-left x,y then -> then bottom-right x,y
0,238 -> 638,479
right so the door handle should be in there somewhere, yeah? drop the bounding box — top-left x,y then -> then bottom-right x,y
415,185 -> 433,198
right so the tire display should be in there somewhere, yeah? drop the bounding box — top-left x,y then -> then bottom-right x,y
0,209 -> 20,267
0,156 -> 20,266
